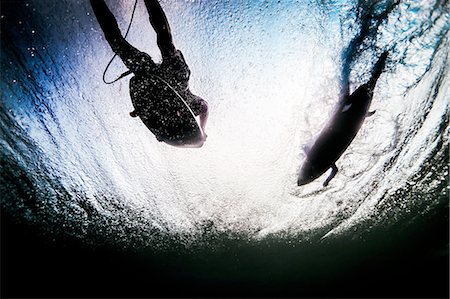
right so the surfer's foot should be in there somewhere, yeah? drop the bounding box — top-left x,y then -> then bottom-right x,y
129,110 -> 138,117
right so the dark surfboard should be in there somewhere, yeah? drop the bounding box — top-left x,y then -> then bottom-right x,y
129,75 -> 204,147
297,51 -> 388,187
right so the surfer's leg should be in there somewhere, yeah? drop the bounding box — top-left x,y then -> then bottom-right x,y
90,0 -> 134,55
367,51 -> 389,90
142,0 -> 176,58
323,164 -> 338,187
90,0 -> 152,72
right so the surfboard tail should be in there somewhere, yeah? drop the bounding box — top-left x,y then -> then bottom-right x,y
368,51 -> 389,90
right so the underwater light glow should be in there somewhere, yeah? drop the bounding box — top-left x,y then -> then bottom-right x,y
1,0 -> 448,247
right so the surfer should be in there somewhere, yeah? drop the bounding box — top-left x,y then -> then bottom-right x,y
297,51 -> 389,187
90,0 -> 208,147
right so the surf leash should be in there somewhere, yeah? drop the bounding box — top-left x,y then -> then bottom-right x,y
102,0 -> 138,84
100,1 -> 201,129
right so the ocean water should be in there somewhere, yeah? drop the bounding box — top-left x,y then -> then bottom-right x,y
1,0 -> 448,297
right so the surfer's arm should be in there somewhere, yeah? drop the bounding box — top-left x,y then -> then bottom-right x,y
143,0 -> 176,58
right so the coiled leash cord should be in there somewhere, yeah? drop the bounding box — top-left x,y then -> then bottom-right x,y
102,0 -> 138,84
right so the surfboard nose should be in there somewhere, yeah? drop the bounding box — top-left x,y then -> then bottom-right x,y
298,160 -> 318,186
297,173 -> 314,186
297,177 -> 307,186
297,168 -> 311,186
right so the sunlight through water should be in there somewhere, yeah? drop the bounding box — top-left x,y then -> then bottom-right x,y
1,0 -> 448,248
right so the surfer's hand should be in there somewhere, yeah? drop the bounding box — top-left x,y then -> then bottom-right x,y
129,110 -> 138,117
202,131 -> 208,140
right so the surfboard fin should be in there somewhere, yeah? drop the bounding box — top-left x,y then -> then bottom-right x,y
323,164 -> 338,187
366,110 -> 376,117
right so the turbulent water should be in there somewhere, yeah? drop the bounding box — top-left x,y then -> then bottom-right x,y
1,0 -> 448,252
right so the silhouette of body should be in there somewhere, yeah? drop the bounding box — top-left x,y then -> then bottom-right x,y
297,52 -> 388,187
90,0 -> 208,147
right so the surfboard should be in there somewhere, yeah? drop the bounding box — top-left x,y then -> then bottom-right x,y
129,75 -> 204,147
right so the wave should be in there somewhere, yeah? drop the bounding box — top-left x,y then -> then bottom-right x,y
1,0 -> 448,250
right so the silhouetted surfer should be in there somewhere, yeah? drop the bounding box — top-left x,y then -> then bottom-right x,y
90,0 -> 208,147
297,51 -> 389,187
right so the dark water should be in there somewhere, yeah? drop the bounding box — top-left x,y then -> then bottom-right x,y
2,205 -> 448,297
1,0 -> 449,297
